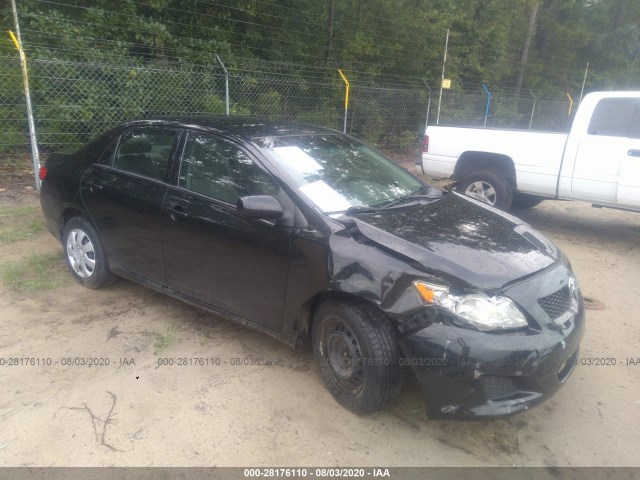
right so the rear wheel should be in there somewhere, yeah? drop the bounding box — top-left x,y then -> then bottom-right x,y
458,169 -> 513,210
312,300 -> 402,414
63,217 -> 117,289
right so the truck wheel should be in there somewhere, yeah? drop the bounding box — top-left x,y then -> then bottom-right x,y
512,193 -> 544,210
312,300 -> 402,414
458,170 -> 513,210
63,216 -> 118,289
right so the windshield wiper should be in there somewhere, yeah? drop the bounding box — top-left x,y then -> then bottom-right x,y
381,191 -> 442,208
323,205 -> 383,216
323,189 -> 442,216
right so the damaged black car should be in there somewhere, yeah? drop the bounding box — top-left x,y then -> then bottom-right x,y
40,117 -> 584,419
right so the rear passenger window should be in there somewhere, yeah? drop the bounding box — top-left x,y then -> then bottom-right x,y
113,129 -> 178,180
588,98 -> 639,138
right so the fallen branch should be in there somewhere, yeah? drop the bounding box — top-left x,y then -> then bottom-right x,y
63,390 -> 122,452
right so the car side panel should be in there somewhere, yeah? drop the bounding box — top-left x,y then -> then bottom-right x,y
80,165 -> 168,285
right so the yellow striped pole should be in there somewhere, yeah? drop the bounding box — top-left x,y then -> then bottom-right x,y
338,69 -> 350,134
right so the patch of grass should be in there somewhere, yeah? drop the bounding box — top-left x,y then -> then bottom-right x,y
0,230 -> 21,244
199,327 -> 213,346
28,218 -> 44,233
154,327 -> 175,354
0,205 -> 39,218
0,251 -> 65,292
0,263 -> 25,290
0,206 -> 45,245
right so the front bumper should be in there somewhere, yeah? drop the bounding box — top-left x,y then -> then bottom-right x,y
398,264 -> 585,419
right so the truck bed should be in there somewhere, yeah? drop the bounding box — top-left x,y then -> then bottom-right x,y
422,126 -> 568,197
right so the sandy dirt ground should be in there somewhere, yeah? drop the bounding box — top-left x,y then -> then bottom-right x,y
0,171 -> 639,468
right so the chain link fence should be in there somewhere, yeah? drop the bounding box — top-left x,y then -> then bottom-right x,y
1,52 -> 574,185
0,54 -> 30,182
348,83 -> 431,157
437,87 -> 572,131
230,73 -> 343,128
0,53 -> 433,182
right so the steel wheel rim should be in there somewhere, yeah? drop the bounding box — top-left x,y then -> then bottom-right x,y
465,181 -> 497,205
66,228 -> 96,279
321,316 -> 365,395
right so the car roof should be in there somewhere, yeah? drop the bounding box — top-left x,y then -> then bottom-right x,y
119,115 -> 341,141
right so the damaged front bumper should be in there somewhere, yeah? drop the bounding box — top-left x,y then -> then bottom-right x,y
399,316 -> 583,419
396,264 -> 585,419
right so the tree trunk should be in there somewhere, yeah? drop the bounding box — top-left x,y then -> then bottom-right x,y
514,1 -> 539,97
611,0 -> 627,47
324,0 -> 335,67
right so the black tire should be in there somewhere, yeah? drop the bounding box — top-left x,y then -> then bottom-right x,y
511,193 -> 544,210
312,300 -> 402,414
457,169 -> 513,211
63,216 -> 118,289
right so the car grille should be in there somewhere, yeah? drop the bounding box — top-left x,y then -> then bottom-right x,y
479,376 -> 518,401
538,285 -> 571,320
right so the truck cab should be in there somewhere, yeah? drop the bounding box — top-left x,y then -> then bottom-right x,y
419,91 -> 640,212
560,92 -> 640,210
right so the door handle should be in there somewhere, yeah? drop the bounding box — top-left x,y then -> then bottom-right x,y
628,149 -> 640,157
168,204 -> 189,220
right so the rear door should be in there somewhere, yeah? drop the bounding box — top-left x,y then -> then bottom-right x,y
81,127 -> 181,285
571,97 -> 640,206
161,131 -> 292,331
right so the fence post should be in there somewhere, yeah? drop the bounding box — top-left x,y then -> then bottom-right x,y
579,61 -> 589,105
436,28 -> 450,125
481,84 -> 492,127
338,69 -> 350,134
10,0 -> 40,190
421,79 -> 432,131
528,89 -> 536,130
215,54 -> 229,116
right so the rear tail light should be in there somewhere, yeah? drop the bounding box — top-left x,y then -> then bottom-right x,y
38,165 -> 47,181
422,135 -> 429,153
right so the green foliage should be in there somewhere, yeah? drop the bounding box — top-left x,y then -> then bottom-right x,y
1,0 -> 637,92
197,94 -> 227,114
256,91 -> 282,117
1,0 -> 639,159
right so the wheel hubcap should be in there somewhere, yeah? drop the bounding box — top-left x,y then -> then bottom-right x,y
322,317 -> 364,394
66,228 -> 96,279
465,181 -> 497,205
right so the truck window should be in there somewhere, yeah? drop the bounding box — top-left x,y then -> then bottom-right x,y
588,98 -> 639,138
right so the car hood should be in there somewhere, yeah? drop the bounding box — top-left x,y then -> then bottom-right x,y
347,193 -> 558,290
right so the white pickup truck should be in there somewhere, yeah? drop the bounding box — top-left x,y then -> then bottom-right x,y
418,91 -> 640,211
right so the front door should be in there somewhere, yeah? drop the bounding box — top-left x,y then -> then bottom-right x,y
161,132 -> 291,331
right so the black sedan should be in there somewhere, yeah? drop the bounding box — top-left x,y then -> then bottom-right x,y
40,117 -> 584,418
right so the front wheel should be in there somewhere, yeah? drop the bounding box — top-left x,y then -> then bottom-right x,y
312,300 -> 402,414
458,169 -> 512,210
63,216 -> 117,289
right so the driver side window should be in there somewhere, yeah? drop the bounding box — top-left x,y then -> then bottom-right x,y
179,134 -> 278,204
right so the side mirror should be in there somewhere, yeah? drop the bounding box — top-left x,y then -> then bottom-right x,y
237,195 -> 283,219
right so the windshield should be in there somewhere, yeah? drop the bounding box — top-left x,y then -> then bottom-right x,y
257,134 -> 428,213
